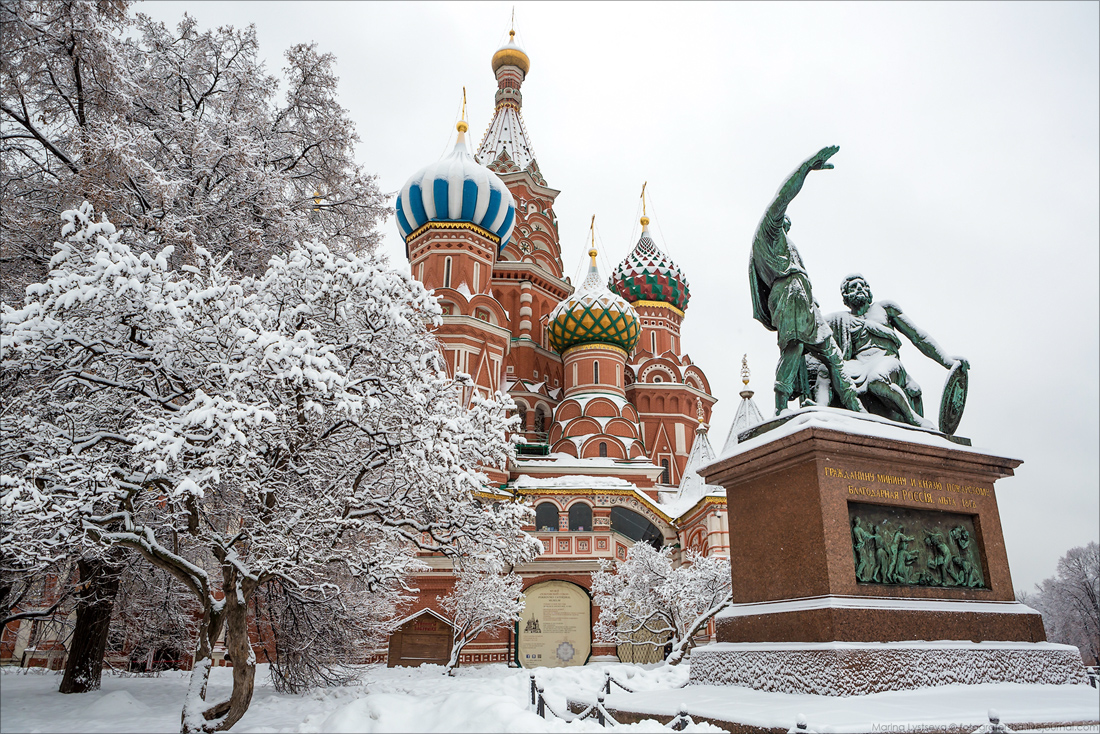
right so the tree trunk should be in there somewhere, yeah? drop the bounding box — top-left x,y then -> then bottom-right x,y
181,575 -> 256,733
59,558 -> 121,693
182,603 -> 219,734
213,588 -> 256,731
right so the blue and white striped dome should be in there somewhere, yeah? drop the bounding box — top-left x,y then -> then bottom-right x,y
395,127 -> 516,251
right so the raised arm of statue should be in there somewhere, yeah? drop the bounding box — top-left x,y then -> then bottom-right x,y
761,146 -> 841,229
882,302 -> 968,370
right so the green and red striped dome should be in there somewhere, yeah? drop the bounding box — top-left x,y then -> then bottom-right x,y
609,221 -> 690,313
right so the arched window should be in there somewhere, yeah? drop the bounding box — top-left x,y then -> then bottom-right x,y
444,256 -> 452,289
598,442 -> 608,458
610,507 -> 663,549
593,360 -> 600,384
514,402 -> 528,431
568,503 -> 592,532
660,459 -> 670,484
535,502 -> 559,532
534,408 -> 546,433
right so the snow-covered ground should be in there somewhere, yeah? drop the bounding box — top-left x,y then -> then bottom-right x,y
0,662 -> 708,733
1,662 -> 1096,733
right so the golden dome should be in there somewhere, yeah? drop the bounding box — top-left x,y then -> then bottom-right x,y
491,30 -> 530,75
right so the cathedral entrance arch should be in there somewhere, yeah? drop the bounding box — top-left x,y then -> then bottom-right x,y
517,580 -> 591,668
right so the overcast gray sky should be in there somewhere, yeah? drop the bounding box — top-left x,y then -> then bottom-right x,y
139,1 -> 1099,592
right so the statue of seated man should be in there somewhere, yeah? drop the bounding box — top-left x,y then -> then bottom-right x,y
810,274 -> 967,428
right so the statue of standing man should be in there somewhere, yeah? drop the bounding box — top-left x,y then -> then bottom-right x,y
750,146 -> 864,416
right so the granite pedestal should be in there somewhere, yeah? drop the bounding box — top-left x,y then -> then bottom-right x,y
690,408 -> 1089,695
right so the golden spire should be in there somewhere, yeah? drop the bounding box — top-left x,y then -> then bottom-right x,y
696,397 -> 704,423
589,214 -> 597,264
640,182 -> 650,227
456,87 -> 469,133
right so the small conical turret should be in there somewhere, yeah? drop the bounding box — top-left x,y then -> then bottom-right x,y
677,397 -> 717,501
723,355 -> 765,453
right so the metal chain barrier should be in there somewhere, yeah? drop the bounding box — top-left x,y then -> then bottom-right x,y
529,672 -> 619,726
602,669 -> 688,695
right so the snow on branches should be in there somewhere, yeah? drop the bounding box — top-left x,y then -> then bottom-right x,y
591,544 -> 732,666
0,205 -> 539,731
1,0 -> 385,300
439,565 -> 525,676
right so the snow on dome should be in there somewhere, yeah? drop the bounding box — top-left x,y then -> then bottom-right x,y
491,30 -> 530,76
609,219 -> 690,312
547,250 -> 639,355
395,125 -> 516,252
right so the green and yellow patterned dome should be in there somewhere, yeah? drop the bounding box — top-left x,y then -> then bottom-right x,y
547,249 -> 640,356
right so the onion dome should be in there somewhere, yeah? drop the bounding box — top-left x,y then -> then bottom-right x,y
395,120 -> 517,251
547,248 -> 640,355
491,29 -> 530,76
609,217 -> 691,312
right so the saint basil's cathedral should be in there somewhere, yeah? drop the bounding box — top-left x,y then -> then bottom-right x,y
386,30 -> 764,668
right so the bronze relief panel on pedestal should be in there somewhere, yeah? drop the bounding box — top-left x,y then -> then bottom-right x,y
848,502 -> 986,589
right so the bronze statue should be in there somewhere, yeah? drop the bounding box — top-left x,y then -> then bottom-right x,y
750,146 -> 865,416
816,274 -> 968,428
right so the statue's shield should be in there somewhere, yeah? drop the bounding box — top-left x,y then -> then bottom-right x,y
938,362 -> 969,436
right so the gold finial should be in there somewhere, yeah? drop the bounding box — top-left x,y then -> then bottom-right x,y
312,190 -> 322,212
641,182 -> 648,216
741,354 -> 750,386
456,87 -> 469,133
588,215 -> 597,264
696,397 -> 704,423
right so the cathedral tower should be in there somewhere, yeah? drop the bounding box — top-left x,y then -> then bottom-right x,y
397,117 -> 516,400
476,30 -> 574,443
545,247 -> 645,460
611,213 -> 716,484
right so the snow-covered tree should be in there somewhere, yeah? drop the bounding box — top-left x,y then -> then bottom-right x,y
1,0 -> 385,301
1,205 -> 540,732
592,544 -> 732,666
439,565 -> 525,676
1020,542 -> 1099,666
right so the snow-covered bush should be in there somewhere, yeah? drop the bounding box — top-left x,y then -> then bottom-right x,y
592,544 -> 732,666
439,565 -> 525,676
1,205 -> 540,731
256,574 -> 410,694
